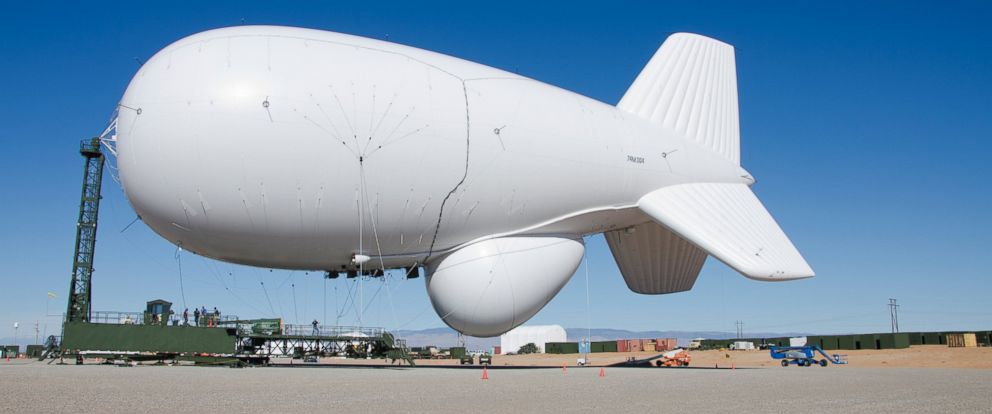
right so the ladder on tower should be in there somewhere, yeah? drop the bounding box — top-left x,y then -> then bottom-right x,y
65,138 -> 105,324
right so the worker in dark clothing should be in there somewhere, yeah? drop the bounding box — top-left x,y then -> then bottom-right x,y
193,307 -> 201,326
312,319 -> 320,336
182,308 -> 189,326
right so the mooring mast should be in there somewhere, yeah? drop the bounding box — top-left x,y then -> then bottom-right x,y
65,138 -> 105,323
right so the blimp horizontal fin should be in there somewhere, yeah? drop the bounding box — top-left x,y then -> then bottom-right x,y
638,183 -> 814,281
618,33 -> 740,165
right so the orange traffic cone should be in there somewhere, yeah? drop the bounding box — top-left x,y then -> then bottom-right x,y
481,366 -> 489,380
562,364 -> 567,374
598,367 -> 605,378
732,363 -> 736,371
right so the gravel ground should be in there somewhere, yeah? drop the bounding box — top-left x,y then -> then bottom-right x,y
1,359 -> 990,413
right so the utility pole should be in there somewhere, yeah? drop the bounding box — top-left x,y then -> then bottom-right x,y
735,320 -> 743,339
888,298 -> 900,333
13,322 -> 18,351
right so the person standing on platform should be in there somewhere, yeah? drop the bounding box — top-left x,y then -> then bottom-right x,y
193,307 -> 200,326
312,319 -> 319,336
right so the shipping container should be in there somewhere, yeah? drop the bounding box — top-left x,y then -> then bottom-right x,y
893,333 -> 911,349
763,337 -> 788,347
874,333 -> 910,349
25,345 -> 44,358
862,334 -> 881,350
808,335 -> 839,350
836,336 -> 856,350
590,341 -> 617,353
493,346 -> 501,355
981,332 -> 992,346
546,342 -> 579,354
1,345 -> 19,358
655,338 -> 677,351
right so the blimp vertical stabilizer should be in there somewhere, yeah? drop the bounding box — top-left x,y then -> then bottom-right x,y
610,33 -> 813,287
617,32 -> 741,164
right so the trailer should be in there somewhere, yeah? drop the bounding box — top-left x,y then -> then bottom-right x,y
769,345 -> 848,367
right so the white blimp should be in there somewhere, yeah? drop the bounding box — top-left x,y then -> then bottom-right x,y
115,26 -> 813,337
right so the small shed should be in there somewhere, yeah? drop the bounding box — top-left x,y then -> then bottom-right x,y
144,299 -> 173,325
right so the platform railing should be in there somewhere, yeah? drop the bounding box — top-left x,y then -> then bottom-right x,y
282,324 -> 385,339
87,311 -> 239,326
90,311 -> 145,325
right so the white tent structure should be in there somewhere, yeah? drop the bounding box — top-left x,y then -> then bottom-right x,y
499,325 -> 566,354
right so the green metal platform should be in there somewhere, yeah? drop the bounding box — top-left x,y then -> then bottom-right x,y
62,322 -> 237,355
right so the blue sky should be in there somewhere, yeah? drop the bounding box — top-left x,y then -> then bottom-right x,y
2,1 -> 990,345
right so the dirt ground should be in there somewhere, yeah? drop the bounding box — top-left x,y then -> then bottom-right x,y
288,345 -> 992,369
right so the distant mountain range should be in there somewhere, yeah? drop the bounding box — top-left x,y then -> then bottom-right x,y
392,327 -> 811,351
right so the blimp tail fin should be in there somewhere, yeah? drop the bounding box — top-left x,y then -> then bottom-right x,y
605,221 -> 708,294
618,33 -> 740,164
638,183 -> 814,281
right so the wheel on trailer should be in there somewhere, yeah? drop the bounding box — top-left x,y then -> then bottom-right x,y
819,359 -> 828,367
800,359 -> 809,367
781,360 -> 789,367
656,360 -> 663,367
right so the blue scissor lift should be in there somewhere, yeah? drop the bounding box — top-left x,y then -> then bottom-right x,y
769,345 -> 848,367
